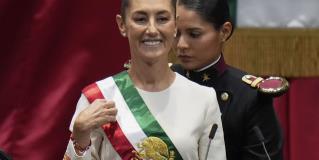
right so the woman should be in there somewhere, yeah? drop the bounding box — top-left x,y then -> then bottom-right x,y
63,0 -> 226,159
172,0 -> 283,160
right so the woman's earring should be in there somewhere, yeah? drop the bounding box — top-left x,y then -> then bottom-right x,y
122,32 -> 126,37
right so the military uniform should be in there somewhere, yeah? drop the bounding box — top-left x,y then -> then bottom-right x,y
172,55 -> 283,160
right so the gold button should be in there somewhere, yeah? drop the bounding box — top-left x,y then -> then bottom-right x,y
221,92 -> 229,101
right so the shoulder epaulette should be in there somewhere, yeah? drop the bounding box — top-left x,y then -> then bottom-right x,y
242,75 -> 289,97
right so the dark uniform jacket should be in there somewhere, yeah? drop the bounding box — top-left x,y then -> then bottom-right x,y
172,56 -> 283,160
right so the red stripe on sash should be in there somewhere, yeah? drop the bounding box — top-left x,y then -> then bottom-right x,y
82,83 -> 136,160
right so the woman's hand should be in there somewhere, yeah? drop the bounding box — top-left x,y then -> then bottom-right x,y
72,99 -> 117,148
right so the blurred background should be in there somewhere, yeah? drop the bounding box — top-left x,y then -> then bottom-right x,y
0,0 -> 318,160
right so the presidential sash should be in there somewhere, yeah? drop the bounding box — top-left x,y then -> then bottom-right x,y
82,71 -> 183,160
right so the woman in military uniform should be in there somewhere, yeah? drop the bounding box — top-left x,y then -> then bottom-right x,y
172,0 -> 284,159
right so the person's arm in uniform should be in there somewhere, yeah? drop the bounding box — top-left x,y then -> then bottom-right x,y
240,74 -> 288,160
242,94 -> 283,160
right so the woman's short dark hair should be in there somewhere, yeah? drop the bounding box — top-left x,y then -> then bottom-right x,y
177,0 -> 233,39
120,0 -> 177,19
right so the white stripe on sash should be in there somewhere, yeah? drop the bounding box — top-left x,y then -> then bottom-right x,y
96,77 -> 148,151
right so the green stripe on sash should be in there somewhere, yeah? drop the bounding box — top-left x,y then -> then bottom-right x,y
113,71 -> 183,160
